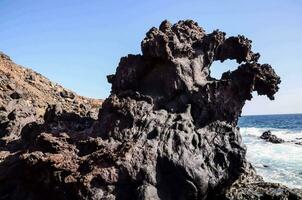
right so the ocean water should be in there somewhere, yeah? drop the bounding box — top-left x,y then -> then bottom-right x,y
239,114 -> 302,189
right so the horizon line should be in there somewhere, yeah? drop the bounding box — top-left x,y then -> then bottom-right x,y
241,112 -> 302,117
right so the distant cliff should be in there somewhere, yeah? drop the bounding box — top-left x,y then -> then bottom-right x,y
0,51 -> 101,146
0,20 -> 301,200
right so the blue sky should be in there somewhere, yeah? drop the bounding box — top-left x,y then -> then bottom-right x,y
0,0 -> 301,115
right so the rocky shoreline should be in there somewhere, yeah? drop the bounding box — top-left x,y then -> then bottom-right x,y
0,20 -> 301,200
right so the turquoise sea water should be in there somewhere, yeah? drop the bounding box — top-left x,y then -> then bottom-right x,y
239,114 -> 302,189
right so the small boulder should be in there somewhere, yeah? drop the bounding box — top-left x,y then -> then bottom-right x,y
0,106 -> 6,112
26,73 -> 36,82
60,89 -> 75,99
7,110 -> 16,120
44,104 -> 63,123
260,130 -> 284,144
0,111 -> 8,122
6,83 -> 15,90
10,90 -> 22,99
0,52 -> 11,60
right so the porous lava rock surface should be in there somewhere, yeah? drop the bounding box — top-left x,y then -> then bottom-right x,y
0,20 -> 301,200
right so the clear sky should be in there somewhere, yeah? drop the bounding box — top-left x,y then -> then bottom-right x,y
0,0 -> 301,115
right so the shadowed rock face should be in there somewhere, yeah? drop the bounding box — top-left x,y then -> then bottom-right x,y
0,20 -> 301,200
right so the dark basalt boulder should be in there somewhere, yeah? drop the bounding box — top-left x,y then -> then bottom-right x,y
260,130 -> 284,144
0,20 -> 300,200
60,89 -> 76,99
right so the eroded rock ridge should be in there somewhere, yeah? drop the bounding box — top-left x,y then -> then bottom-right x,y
1,20 -> 301,200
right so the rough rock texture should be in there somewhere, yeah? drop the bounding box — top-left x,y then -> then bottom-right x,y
0,52 -> 101,158
222,164 -> 302,200
260,130 -> 284,143
0,20 -> 301,200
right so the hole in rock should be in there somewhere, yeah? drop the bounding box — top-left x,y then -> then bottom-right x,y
209,60 -> 239,80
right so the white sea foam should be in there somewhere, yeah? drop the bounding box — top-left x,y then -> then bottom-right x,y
240,127 -> 302,189
240,127 -> 302,142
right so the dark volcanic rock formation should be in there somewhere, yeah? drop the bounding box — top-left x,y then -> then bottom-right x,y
0,20 -> 301,200
260,130 -> 284,143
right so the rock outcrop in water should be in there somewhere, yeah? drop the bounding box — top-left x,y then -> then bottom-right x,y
260,130 -> 284,144
0,20 -> 301,200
